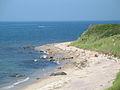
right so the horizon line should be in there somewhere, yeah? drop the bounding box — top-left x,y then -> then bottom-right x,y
0,20 -> 120,22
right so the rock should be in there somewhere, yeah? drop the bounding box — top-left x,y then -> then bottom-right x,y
39,50 -> 47,53
80,60 -> 88,68
36,78 -> 40,80
57,66 -> 62,69
10,74 -> 25,78
49,58 -> 55,62
39,50 -> 44,53
23,46 -> 34,49
48,56 -> 54,60
48,56 -> 56,61
47,48 -> 51,51
69,57 -> 73,59
50,59 -> 55,61
16,74 -> 25,78
50,72 -> 67,76
94,54 -> 98,57
107,56 -> 113,60
61,57 -> 74,60
72,60 -> 88,69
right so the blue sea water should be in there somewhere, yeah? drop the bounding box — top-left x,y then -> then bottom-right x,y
0,21 -> 120,89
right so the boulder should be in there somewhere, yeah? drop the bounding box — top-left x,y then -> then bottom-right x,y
50,72 -> 67,76
48,56 -> 56,61
36,78 -> 40,80
10,74 -> 25,78
49,58 -> 55,61
23,46 -> 34,49
61,57 -> 73,60
50,59 -> 55,62
57,66 -> 62,69
94,54 -> 98,57
39,50 -> 44,53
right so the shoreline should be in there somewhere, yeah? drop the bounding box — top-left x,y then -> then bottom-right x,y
19,42 -> 120,90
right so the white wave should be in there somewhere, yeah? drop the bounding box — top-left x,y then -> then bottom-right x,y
1,77 -> 29,90
56,60 -> 60,64
1,85 -> 14,90
33,59 -> 38,62
40,55 -> 47,59
13,77 -> 29,86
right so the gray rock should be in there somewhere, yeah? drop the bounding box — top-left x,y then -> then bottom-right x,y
48,56 -> 56,61
57,66 -> 62,69
61,57 -> 73,60
36,78 -> 40,80
50,72 -> 67,76
10,74 -> 25,78
39,50 -> 44,53
23,46 -> 34,49
94,54 -> 98,57
50,59 -> 55,61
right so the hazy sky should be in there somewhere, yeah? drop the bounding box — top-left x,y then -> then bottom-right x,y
0,0 -> 120,21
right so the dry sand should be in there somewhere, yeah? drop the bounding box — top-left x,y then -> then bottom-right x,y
19,42 -> 120,90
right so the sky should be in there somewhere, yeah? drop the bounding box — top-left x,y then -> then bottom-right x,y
0,0 -> 120,21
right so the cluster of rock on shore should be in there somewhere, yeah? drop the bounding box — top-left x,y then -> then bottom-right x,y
34,43 -> 119,77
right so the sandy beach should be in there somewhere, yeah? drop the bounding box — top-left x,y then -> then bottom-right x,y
19,42 -> 120,90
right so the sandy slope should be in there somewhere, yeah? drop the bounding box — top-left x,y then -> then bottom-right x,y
20,42 -> 120,90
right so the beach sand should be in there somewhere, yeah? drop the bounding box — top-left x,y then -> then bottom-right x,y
19,42 -> 120,90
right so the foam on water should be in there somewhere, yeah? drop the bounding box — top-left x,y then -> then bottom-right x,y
1,77 -> 29,90
33,59 -> 38,62
40,55 -> 47,59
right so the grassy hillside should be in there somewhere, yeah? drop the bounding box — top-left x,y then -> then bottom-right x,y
71,24 -> 120,90
71,24 -> 120,58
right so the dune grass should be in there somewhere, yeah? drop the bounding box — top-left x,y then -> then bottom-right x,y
106,72 -> 120,90
71,24 -> 120,58
70,24 -> 120,90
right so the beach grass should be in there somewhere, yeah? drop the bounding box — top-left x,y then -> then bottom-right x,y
70,24 -> 120,90
106,72 -> 120,90
71,24 -> 120,58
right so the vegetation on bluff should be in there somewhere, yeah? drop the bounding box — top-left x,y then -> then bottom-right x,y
106,72 -> 120,90
71,24 -> 120,90
71,24 -> 120,58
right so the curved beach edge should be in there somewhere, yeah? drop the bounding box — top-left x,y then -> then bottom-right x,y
19,42 -> 120,90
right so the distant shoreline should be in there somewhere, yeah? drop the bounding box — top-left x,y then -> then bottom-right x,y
19,42 -> 120,90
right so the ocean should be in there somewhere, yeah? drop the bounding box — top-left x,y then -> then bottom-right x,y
0,21 -> 120,90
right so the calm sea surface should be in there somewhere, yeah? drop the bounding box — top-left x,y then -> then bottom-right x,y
0,21 -> 120,89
